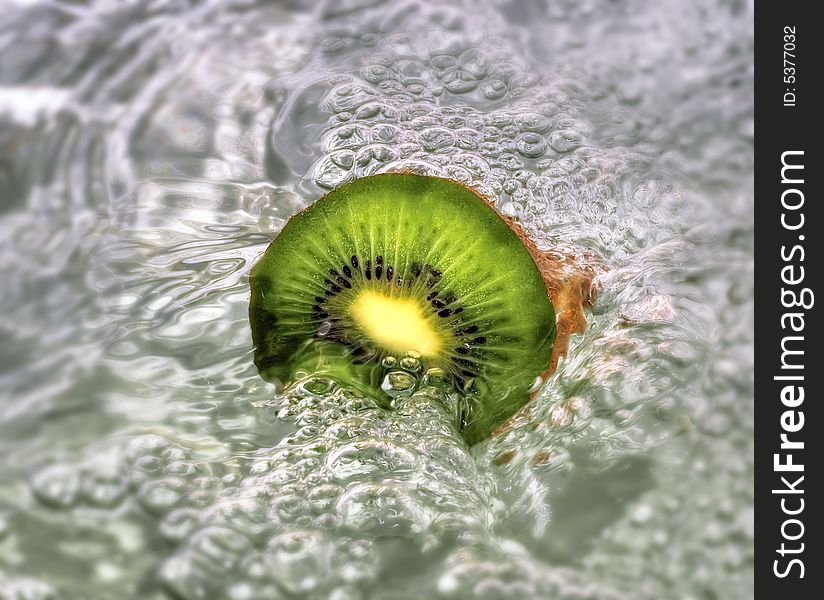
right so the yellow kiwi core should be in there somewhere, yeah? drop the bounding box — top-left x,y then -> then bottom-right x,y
350,290 -> 443,357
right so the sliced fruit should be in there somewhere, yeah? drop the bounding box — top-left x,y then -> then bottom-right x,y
249,173 -> 556,444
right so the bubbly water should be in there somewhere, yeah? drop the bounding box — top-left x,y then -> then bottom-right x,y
0,1 -> 753,598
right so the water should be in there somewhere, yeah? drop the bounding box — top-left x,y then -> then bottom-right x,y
0,1 -> 753,598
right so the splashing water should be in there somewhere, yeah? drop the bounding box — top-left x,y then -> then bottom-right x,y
0,1 -> 752,599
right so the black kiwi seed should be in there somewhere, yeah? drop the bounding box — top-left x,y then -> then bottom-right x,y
324,278 -> 342,294
343,265 -> 352,278
386,266 -> 394,281
427,290 -> 438,301
438,309 -> 452,318
412,263 -> 422,277
314,296 -> 325,303
351,255 -> 359,269
455,346 -> 470,355
431,299 -> 445,309
473,336 -> 486,344
455,357 -> 477,370
365,260 -> 372,280
465,325 -> 479,334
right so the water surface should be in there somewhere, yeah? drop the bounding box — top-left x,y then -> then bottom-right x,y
0,1 -> 753,598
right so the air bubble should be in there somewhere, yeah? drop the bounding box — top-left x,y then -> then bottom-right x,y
441,69 -> 480,94
359,32 -> 379,47
268,495 -> 312,523
160,507 -> 201,542
422,367 -> 450,389
498,153 -> 524,171
418,127 -> 455,151
429,54 -> 456,72
137,477 -> 187,515
330,150 -> 355,169
313,155 -> 351,189
301,377 -> 336,395
501,125 -> 519,138
515,112 -> 551,133
515,132 -> 547,158
452,128 -> 480,150
376,159 -> 447,178
265,530 -> 332,595
548,129 -> 584,153
361,64 -> 389,83
354,103 -> 381,119
31,464 -> 80,508
499,202 -> 524,219
319,37 -> 347,54
381,356 -> 397,368
510,72 -> 539,88
381,370 -> 417,397
447,166 -> 472,182
407,83 -> 428,97
399,354 -> 422,372
481,126 -> 501,141
372,124 -> 401,144
81,468 -> 127,507
549,405 -> 574,428
442,114 -> 466,129
324,84 -> 375,113
481,79 -> 507,100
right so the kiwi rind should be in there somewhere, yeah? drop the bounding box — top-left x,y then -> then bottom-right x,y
249,173 -> 556,445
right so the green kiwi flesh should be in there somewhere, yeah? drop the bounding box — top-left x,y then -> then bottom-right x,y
249,173 -> 556,445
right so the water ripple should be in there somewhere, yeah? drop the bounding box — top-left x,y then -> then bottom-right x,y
1,0 -> 752,598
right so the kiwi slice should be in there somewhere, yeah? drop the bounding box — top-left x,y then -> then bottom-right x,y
249,173 -> 555,444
